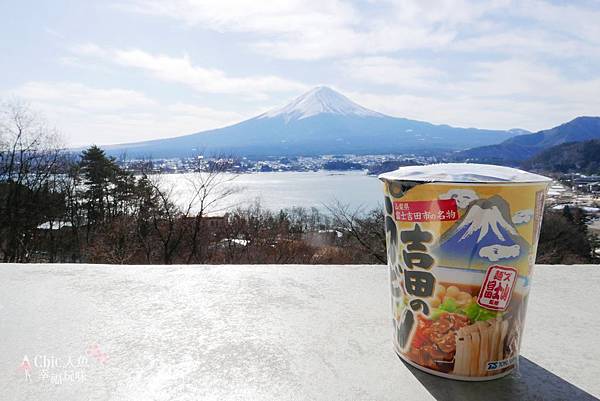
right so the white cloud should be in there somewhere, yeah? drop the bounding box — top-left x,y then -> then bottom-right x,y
512,209 -> 533,225
349,57 -> 600,102
345,56 -> 600,131
450,29 -> 599,59
113,49 -> 308,95
17,81 -> 157,111
8,81 -> 251,146
341,57 -> 445,89
439,189 -> 479,209
119,0 -> 362,60
346,91 -> 519,129
117,0 -> 503,60
72,43 -> 109,58
116,0 -> 600,63
516,1 -> 600,46
479,244 -> 520,262
72,45 -> 308,97
118,0 -> 358,32
455,59 -> 600,100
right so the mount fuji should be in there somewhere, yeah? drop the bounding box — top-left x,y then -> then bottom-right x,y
437,195 -> 529,266
103,87 -> 518,158
258,86 -> 384,122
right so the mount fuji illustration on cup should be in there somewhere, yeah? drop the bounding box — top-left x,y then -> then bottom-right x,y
436,195 -> 530,268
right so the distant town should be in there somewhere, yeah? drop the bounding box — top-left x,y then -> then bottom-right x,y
547,174 -> 600,236
117,153 -> 440,176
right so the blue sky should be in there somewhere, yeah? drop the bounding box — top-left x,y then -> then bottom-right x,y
1,0 -> 600,146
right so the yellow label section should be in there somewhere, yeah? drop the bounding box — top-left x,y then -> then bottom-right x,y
383,181 -> 548,277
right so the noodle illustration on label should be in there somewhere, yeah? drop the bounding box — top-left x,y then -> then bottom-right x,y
380,164 -> 550,381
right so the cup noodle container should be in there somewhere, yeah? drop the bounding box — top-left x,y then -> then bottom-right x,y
379,164 -> 551,381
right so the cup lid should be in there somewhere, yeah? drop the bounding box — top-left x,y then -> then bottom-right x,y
378,163 -> 552,184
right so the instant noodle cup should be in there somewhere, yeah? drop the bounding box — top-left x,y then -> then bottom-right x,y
379,163 -> 551,381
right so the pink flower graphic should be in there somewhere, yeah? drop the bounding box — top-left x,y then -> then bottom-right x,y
86,344 -> 109,364
17,356 -> 32,382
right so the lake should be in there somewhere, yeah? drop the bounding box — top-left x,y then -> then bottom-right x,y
157,171 -> 383,214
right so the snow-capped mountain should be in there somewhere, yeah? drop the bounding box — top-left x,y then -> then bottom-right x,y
102,87 -> 518,158
454,204 -> 517,244
259,86 -> 383,122
437,196 -> 529,264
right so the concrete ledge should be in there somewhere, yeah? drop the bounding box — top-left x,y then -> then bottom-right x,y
1,264 -> 598,400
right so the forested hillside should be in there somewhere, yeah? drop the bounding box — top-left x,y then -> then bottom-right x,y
523,139 -> 600,174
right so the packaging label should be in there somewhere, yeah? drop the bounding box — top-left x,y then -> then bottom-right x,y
393,199 -> 459,222
486,356 -> 517,371
477,265 -> 517,311
383,180 -> 549,379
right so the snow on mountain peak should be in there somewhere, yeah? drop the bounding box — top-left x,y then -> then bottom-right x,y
260,86 -> 383,122
456,204 -> 518,243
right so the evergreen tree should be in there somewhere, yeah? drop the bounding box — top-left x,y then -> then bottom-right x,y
78,145 -> 138,226
79,145 -> 118,226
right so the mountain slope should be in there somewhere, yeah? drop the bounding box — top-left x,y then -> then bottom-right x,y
522,139 -> 600,174
457,117 -> 600,164
103,87 -> 517,158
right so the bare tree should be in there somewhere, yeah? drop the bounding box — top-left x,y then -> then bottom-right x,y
182,158 -> 240,263
134,157 -> 237,264
0,100 -> 65,262
138,172 -> 185,264
86,215 -> 142,264
325,200 -> 386,264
